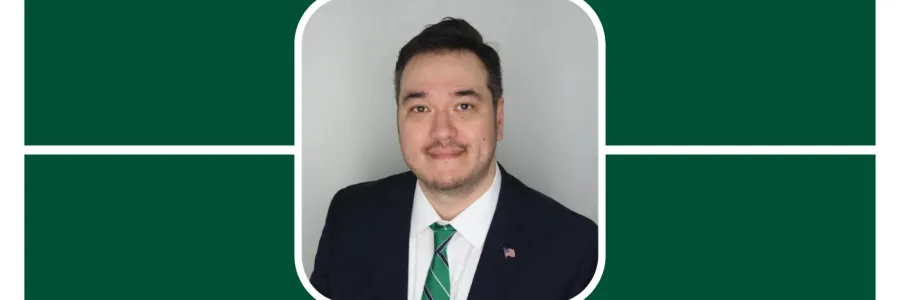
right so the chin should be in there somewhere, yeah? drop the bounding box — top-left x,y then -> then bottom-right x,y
418,167 -> 466,183
424,169 -> 463,182
424,176 -> 469,191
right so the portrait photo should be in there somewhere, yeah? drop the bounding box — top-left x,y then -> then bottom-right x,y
298,0 -> 602,299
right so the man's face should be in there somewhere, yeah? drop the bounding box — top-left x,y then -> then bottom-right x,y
397,50 -> 504,192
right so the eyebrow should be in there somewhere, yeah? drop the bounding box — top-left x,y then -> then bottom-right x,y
400,89 -> 483,104
400,91 -> 426,104
454,89 -> 482,100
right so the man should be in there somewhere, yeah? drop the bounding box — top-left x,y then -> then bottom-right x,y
310,17 -> 598,300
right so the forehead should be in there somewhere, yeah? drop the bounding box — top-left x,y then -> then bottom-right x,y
400,50 -> 489,91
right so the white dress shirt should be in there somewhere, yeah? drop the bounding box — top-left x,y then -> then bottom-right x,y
407,162 -> 502,300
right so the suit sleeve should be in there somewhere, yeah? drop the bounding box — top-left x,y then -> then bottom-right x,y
309,188 -> 346,298
565,223 -> 599,299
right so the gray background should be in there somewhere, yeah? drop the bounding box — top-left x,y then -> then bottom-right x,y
301,0 -> 598,277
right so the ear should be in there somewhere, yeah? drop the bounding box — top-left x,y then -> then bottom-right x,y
495,97 -> 505,141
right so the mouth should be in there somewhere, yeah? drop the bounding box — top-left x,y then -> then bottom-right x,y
427,147 -> 466,160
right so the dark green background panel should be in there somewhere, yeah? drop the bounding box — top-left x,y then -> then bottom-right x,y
25,155 -> 309,299
25,1 -> 312,145
597,155 -> 874,299
594,0 -> 875,145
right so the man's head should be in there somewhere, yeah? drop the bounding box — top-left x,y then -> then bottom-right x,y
394,17 -> 505,195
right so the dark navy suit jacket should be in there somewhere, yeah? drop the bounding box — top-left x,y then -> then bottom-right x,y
310,163 -> 598,300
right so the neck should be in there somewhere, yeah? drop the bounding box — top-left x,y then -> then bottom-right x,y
422,162 -> 498,221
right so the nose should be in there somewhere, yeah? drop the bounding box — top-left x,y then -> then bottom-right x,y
430,109 -> 457,142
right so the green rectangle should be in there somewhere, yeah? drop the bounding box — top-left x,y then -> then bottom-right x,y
25,155 -> 308,299
597,155 -> 874,299
597,0 -> 875,145
25,1 -> 312,145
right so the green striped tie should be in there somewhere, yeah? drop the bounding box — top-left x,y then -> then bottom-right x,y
422,223 -> 456,300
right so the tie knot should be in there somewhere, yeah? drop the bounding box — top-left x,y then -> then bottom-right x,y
430,222 -> 456,232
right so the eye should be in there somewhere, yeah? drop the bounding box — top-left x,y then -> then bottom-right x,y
458,103 -> 473,111
410,105 -> 429,113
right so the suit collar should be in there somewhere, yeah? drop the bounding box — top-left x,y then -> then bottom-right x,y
467,162 -> 529,300
372,171 -> 416,300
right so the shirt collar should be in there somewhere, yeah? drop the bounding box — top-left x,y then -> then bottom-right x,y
410,161 -> 502,249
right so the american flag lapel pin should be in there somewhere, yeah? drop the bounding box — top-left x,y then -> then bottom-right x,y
503,247 -> 516,259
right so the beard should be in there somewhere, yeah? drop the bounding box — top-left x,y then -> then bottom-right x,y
418,154 -> 494,196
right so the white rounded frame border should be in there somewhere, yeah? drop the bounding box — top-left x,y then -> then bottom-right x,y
292,0 -> 608,299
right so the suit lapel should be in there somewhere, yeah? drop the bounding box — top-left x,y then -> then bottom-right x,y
467,165 -> 527,300
372,172 -> 417,300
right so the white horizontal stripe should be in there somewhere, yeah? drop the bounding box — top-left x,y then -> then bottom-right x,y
605,146 -> 876,155
22,146 -> 296,155
21,145 -> 874,156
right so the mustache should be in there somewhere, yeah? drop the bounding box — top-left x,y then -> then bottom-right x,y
425,141 -> 468,152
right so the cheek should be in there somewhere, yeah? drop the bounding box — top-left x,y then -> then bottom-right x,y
399,126 -> 429,151
479,136 -> 494,154
461,125 -> 493,149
